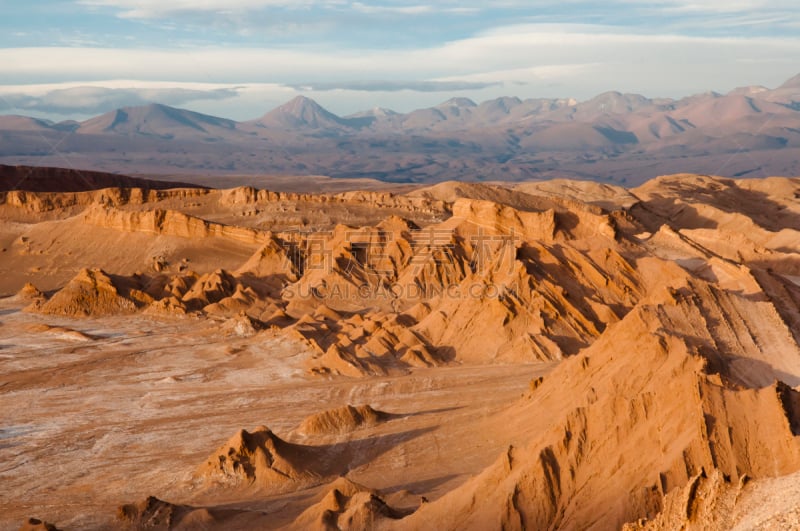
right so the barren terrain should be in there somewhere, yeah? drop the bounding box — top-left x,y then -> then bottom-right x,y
2,165 -> 800,530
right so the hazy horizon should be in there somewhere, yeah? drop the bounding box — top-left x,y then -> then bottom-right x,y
0,72 -> 796,125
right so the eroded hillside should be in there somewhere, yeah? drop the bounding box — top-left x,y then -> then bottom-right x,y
1,170 -> 799,530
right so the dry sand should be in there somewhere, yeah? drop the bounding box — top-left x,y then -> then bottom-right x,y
0,299 -> 552,529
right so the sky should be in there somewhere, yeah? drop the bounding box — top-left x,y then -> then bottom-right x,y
1,0 -> 800,121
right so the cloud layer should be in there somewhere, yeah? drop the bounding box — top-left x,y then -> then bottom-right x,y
3,24 -> 798,90
0,85 -> 239,115
287,80 -> 502,93
1,2 -> 799,119
72,0 -> 800,37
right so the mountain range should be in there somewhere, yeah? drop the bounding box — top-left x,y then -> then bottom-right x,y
2,73 -> 800,185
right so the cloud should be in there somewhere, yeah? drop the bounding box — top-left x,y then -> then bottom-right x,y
0,85 -> 240,115
350,3 -> 432,15
4,25 -> 798,85
349,3 -> 479,15
73,0 -> 800,28
77,0 -> 338,19
1,22 -> 799,118
78,0 -> 480,19
287,80 -> 502,92
57,0 -> 800,60
642,0 -> 796,14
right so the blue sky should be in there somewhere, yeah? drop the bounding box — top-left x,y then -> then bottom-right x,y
1,0 -> 800,120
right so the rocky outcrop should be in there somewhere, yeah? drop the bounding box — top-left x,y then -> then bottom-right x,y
30,268 -> 146,317
193,426 -> 333,493
392,278 -> 800,530
296,405 -> 391,436
82,204 -> 267,245
290,477 -> 409,530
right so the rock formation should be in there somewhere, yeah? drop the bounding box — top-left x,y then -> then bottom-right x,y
2,172 -> 800,530
296,405 -> 391,436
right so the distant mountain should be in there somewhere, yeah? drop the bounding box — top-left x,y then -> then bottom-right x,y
1,72 -> 800,185
347,107 -> 399,119
438,97 -> 478,108
344,107 -> 402,128
0,115 -> 56,132
576,91 -> 655,116
670,94 -> 795,131
473,97 -> 522,122
506,98 -> 577,122
77,103 -> 239,140
729,85 -> 770,96
780,73 -> 800,89
249,95 -> 354,131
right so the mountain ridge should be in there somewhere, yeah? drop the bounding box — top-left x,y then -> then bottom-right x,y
7,71 -> 799,134
2,73 -> 800,185
78,103 -> 238,139
249,95 -> 356,131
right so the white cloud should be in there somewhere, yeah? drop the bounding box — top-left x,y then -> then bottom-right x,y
349,3 -> 478,15
0,81 -> 296,120
68,0 -> 800,40
351,3 -> 431,14
79,0 -> 482,20
0,84 -> 240,115
78,0 -> 343,18
433,63 -> 600,84
287,79 -> 501,92
1,23 -> 799,117
645,0 -> 795,13
4,25 -> 797,83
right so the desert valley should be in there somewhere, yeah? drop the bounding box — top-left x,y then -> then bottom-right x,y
1,162 -> 800,530
6,0 -> 800,527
